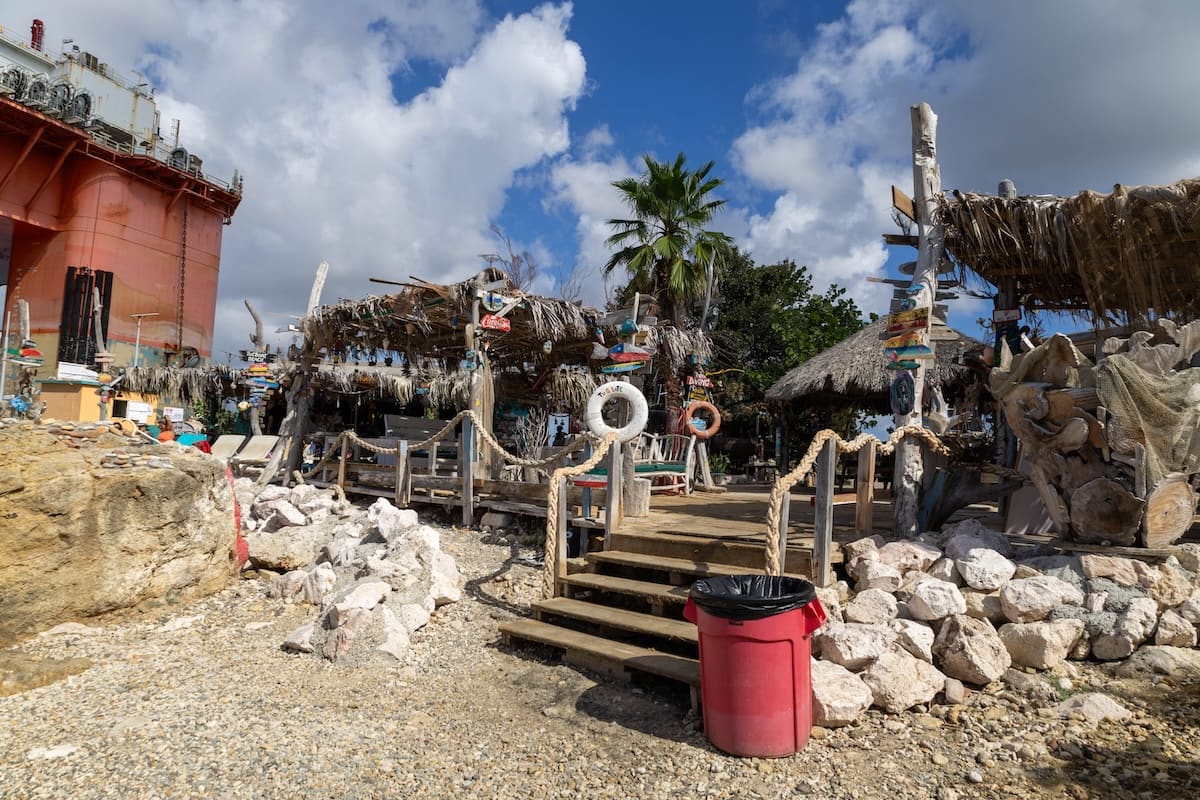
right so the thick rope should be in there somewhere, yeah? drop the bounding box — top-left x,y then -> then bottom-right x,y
540,431 -> 620,599
763,426 -> 951,575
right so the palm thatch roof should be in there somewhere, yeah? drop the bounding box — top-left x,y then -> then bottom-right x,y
939,178 -> 1200,320
765,318 -> 979,409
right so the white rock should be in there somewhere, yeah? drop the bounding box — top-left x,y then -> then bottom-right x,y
301,563 -> 337,605
1092,597 -> 1159,661
860,650 -> 946,713
942,523 -> 1013,559
376,605 -> 412,660
1114,645 -> 1200,678
429,551 -> 462,606
962,589 -> 1006,623
367,498 -> 420,541
844,589 -> 898,624
268,570 -> 308,599
1154,608 -> 1197,648
319,537 -> 358,568
814,586 -> 844,624
1176,589 -> 1200,624
890,619 -> 936,662
1150,564 -> 1193,610
27,745 -> 78,760
811,658 -> 873,727
943,677 -> 967,705
928,558 -> 963,585
932,615 -> 1011,685
1085,592 -> 1108,613
908,579 -> 966,621
242,517 -> 258,532
328,581 -> 392,627
38,622 -> 103,637
246,526 -> 329,571
1000,576 -> 1084,623
1080,554 -> 1159,588
855,561 -> 902,593
282,622 -> 316,653
842,536 -> 885,573
288,483 -> 320,506
895,570 -> 938,601
1175,543 -> 1200,574
999,619 -> 1085,670
1054,693 -> 1131,722
261,500 -> 308,531
397,602 -> 433,634
877,540 -> 942,573
955,549 -> 1016,592
817,623 -> 897,670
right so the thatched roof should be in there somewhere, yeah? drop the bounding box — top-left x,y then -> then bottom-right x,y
765,318 -> 978,408
939,178 -> 1200,320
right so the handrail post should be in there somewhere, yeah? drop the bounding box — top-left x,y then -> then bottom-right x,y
394,439 -> 409,507
604,439 -> 621,551
580,441 -> 593,518
855,439 -> 877,536
337,434 -> 350,490
461,416 -> 475,528
812,437 -> 837,586
776,487 -> 791,575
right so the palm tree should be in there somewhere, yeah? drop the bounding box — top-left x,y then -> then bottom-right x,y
604,153 -> 734,327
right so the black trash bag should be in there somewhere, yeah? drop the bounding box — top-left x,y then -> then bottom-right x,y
689,575 -> 817,621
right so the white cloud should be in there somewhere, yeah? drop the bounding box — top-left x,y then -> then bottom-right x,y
5,1 -> 584,357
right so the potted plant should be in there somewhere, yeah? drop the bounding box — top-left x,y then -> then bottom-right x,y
708,452 -> 731,486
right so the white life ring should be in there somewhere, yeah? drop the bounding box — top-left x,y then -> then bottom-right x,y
586,381 -> 649,443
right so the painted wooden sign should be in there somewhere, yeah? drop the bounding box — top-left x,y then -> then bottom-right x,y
885,359 -> 920,370
479,313 -> 511,332
992,308 -> 1021,323
886,306 -> 929,334
886,344 -> 935,360
890,371 -> 915,415
600,360 -> 646,374
883,331 -> 926,350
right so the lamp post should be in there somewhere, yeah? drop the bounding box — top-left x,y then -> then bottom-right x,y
130,312 -> 159,368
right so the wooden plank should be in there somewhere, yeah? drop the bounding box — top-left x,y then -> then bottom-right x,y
394,439 -> 407,507
535,597 -> 698,643
855,439 -> 877,536
499,619 -> 699,687
812,437 -> 837,587
336,435 -> 349,490
461,416 -> 474,528
563,573 -> 691,605
892,184 -> 916,222
587,550 -> 808,580
882,233 -> 919,247
605,443 -> 621,550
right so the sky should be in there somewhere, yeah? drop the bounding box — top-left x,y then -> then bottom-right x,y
6,0 -> 1200,365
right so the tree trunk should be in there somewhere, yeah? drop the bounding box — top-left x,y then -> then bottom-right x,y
1141,474 -> 1197,548
893,102 -> 944,537
1069,477 -> 1143,545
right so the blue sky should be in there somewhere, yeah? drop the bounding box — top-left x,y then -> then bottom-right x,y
5,0 -> 1200,363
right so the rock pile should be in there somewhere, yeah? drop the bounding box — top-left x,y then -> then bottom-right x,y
810,519 -> 1200,727
234,480 -> 462,665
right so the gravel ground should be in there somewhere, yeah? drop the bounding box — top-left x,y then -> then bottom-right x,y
2,520 -> 1198,800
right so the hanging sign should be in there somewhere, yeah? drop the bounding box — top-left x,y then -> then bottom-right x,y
482,291 -> 508,313
890,372 -> 915,415
479,313 -> 511,332
886,344 -> 935,360
992,308 -> 1021,323
883,331 -> 925,349
886,359 -> 921,371
886,306 -> 929,334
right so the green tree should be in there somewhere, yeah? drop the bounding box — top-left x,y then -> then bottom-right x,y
604,153 -> 734,327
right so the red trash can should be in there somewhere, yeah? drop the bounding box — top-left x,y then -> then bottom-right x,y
684,575 -> 826,758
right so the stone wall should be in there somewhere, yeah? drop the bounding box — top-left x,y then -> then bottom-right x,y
0,422 -> 239,645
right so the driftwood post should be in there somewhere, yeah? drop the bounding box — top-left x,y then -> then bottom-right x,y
812,437 -> 837,587
257,260 -> 328,486
893,103 -> 944,537
460,415 -> 475,527
244,299 -> 265,436
855,439 -> 877,535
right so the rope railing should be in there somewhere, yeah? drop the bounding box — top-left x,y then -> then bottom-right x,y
763,426 -> 951,575
541,431 -> 620,599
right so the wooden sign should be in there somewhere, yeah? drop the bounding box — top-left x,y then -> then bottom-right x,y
886,359 -> 920,370
886,307 -> 929,334
892,185 -> 916,222
886,345 -> 934,360
993,308 -> 1021,323
883,331 -> 926,350
479,313 -> 510,332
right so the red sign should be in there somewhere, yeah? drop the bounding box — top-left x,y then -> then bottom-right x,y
479,313 -> 511,332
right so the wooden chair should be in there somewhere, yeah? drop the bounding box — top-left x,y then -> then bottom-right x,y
644,433 -> 697,495
209,434 -> 249,461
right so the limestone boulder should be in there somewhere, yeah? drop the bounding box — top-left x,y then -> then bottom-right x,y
860,650 -> 946,713
844,589 -> 898,624
1080,554 -> 1160,589
1150,564 -> 1194,611
932,615 -> 1011,685
1000,576 -> 1084,623
0,427 -> 238,646
1153,609 -> 1197,648
908,579 -> 967,621
962,588 -> 1006,624
811,658 -> 873,727
817,623 -> 896,670
999,619 -> 1085,670
877,540 -> 941,573
842,536 -> 884,574
890,618 -> 935,662
954,548 -> 1016,592
855,561 -> 902,593
942,523 -> 1013,559
1114,645 -> 1200,678
1091,597 -> 1159,661
1054,693 -> 1131,723
928,558 -> 963,586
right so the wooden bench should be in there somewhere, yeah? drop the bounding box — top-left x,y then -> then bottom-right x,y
572,433 -> 696,495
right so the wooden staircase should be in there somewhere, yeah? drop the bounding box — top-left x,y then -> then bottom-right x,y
498,529 -> 815,709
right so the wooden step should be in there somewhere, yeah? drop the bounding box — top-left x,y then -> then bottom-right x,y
563,573 -> 691,606
607,530 -> 827,570
499,619 -> 699,687
587,550 -> 810,581
534,597 -> 697,643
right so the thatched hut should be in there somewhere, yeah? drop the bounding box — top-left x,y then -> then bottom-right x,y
938,178 -> 1200,320
765,318 -> 979,412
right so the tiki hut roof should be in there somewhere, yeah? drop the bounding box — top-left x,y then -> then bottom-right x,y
938,178 -> 1200,320
765,318 -> 979,409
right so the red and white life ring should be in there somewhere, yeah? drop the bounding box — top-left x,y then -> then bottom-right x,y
683,401 -> 721,440
585,381 -> 649,443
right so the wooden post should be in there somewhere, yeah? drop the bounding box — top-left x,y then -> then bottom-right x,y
812,437 -> 837,586
336,434 -> 349,490
555,479 -> 569,596
695,440 -> 714,490
396,440 -> 410,506
604,441 -> 622,550
427,447 -> 436,501
893,102 -> 944,537
855,439 -> 877,536
580,441 -> 593,517
461,415 -> 475,528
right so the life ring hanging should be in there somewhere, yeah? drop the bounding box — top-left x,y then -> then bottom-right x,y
585,381 -> 649,443
684,401 -> 721,440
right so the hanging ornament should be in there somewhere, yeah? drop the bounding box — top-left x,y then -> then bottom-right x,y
542,340 -> 552,354
619,318 -> 638,336
237,400 -> 251,412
